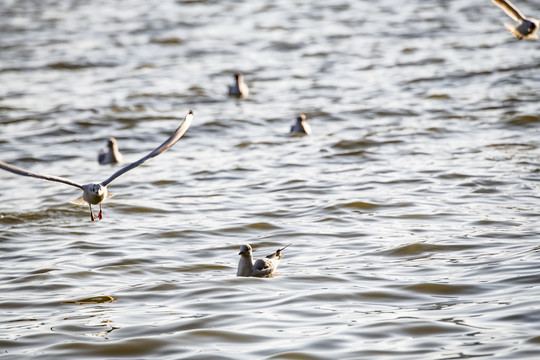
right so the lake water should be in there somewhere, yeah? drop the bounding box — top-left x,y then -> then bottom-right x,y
1,0 -> 540,359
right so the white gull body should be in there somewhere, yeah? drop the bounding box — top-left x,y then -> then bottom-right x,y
228,73 -> 249,98
237,244 -> 290,277
290,113 -> 311,136
98,137 -> 123,165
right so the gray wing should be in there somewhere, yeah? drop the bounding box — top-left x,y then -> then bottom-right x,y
0,160 -> 83,189
492,0 -> 526,22
254,258 -> 273,270
253,258 -> 276,276
100,110 -> 193,186
265,251 -> 282,261
266,244 -> 290,260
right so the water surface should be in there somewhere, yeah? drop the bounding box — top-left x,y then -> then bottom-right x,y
1,0 -> 540,359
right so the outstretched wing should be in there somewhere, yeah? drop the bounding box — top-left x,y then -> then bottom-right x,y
0,160 -> 83,189
492,0 -> 526,22
100,110 -> 193,187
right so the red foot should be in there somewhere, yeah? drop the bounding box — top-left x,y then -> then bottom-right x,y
98,211 -> 103,220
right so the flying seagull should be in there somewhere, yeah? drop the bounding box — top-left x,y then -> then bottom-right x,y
237,243 -> 291,277
492,0 -> 538,40
228,73 -> 249,98
290,113 -> 311,135
0,110 -> 193,221
98,137 -> 123,165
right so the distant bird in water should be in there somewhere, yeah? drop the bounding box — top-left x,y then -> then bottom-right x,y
290,113 -> 311,136
237,243 -> 291,277
98,137 -> 123,165
0,110 -> 193,221
228,73 -> 249,98
492,0 -> 538,40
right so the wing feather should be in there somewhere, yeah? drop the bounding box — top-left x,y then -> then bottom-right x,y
101,110 -> 193,186
0,160 -> 83,189
492,0 -> 526,22
254,258 -> 272,271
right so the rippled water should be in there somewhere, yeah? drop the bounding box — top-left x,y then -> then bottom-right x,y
1,0 -> 540,359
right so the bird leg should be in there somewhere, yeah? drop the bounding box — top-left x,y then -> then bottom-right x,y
98,204 -> 103,220
89,204 -> 96,222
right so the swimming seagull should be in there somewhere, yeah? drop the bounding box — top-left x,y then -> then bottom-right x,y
237,243 -> 291,277
98,137 -> 123,165
492,0 -> 539,40
290,113 -> 311,135
228,73 -> 249,98
0,110 -> 193,221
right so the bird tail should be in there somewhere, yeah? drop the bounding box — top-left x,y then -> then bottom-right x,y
70,193 -> 115,205
70,197 -> 87,205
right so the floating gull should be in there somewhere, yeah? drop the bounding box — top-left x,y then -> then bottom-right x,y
290,113 -> 311,136
98,137 -> 123,165
492,0 -> 538,40
0,110 -> 193,221
237,243 -> 291,277
228,73 -> 249,98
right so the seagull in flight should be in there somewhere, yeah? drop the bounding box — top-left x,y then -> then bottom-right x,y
492,0 -> 538,40
0,110 -> 193,221
98,137 -> 123,165
290,113 -> 311,136
237,243 -> 291,277
228,73 -> 249,98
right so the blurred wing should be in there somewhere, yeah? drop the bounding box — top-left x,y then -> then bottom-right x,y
101,110 -> 193,186
97,151 -> 107,164
303,122 -> 312,135
0,160 -> 83,189
504,23 -> 524,38
492,0 -> 525,22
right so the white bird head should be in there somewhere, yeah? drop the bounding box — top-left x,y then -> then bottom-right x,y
82,183 -> 108,205
239,244 -> 252,256
92,184 -> 105,195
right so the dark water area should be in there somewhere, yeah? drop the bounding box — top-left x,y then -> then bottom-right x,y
1,0 -> 540,359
